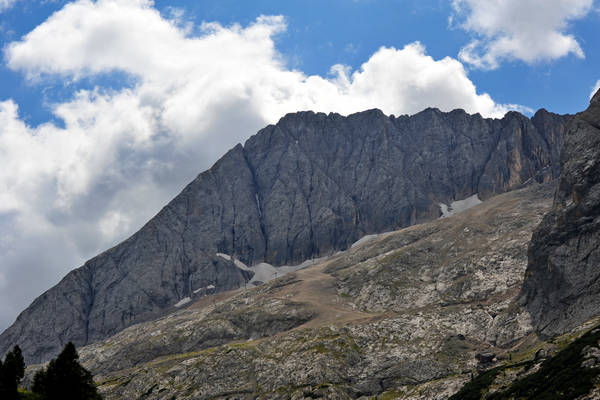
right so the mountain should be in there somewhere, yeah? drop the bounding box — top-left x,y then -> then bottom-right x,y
0,106 -> 569,364
523,89 -> 600,337
79,183 -> 553,399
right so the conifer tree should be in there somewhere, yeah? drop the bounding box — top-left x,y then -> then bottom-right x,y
0,345 -> 25,400
0,358 -> 5,398
32,342 -> 102,400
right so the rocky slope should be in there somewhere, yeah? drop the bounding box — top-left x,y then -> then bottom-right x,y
523,89 -> 600,337
71,183 -> 554,399
449,317 -> 600,400
1,107 -> 569,364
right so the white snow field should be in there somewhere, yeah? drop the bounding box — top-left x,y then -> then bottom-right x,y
439,194 -> 482,218
216,253 -> 324,286
174,297 -> 191,307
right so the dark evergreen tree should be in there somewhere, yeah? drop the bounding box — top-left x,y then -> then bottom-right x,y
0,358 -> 5,398
32,364 -> 49,396
32,342 -> 102,400
0,345 -> 25,399
6,345 -> 25,384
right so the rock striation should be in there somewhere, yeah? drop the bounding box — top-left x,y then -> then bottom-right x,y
524,89 -> 600,336
1,107 -> 568,364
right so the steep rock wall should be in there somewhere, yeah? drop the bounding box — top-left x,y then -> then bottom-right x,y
1,107 -> 568,363
524,90 -> 600,336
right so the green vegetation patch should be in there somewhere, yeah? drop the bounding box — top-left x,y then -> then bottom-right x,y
450,325 -> 600,400
448,366 -> 504,400
17,388 -> 43,400
488,326 -> 600,400
375,388 -> 405,399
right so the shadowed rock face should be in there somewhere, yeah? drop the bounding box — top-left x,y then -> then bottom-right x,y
0,107 -> 568,364
524,90 -> 600,337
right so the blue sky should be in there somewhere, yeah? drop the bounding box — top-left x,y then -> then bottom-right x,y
2,0 -> 599,128
0,0 -> 598,331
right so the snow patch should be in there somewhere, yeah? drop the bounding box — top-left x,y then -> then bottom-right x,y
439,194 -> 482,218
217,252 -> 252,271
245,257 -> 325,285
216,253 -> 325,286
174,297 -> 191,307
351,234 -> 381,248
351,230 -> 397,249
193,284 -> 216,294
233,258 -> 251,271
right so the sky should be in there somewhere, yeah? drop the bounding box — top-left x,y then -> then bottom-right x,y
0,0 -> 598,332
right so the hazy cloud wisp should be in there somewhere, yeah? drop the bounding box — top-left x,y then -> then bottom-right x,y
0,0 -> 16,12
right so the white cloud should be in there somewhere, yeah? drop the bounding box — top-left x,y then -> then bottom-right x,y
452,0 -> 594,69
0,0 -> 16,12
591,80 -> 600,100
0,0 -> 520,330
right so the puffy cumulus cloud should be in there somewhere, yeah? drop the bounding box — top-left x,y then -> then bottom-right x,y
452,0 -> 594,69
6,1 -> 511,119
1,0 -> 518,330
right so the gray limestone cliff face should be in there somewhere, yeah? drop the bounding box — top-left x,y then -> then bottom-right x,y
0,107 -> 568,363
524,90 -> 600,337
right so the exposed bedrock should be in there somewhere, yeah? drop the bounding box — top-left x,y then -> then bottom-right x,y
523,89 -> 600,337
1,106 -> 569,363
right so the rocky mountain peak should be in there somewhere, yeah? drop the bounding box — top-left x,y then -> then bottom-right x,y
591,88 -> 600,105
523,86 -> 600,336
1,106 -> 569,364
